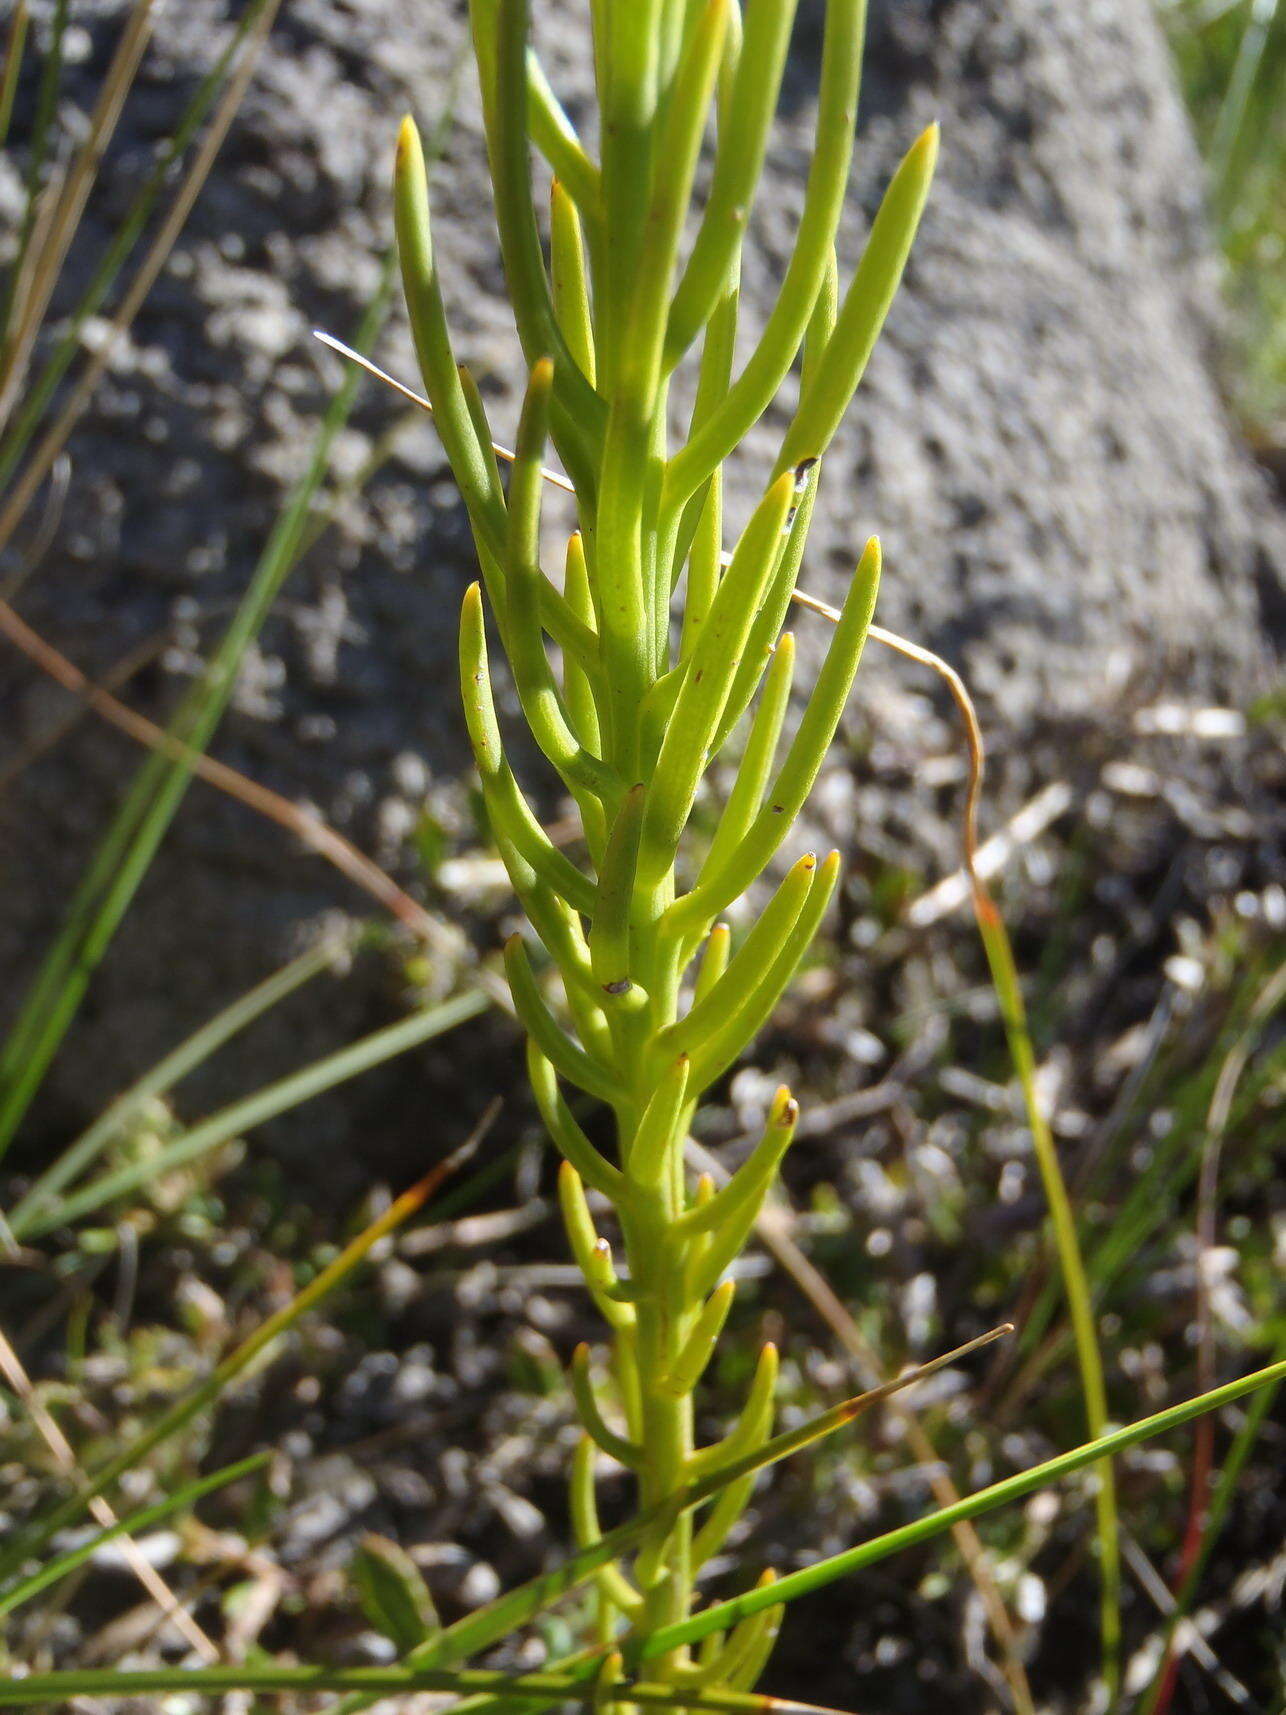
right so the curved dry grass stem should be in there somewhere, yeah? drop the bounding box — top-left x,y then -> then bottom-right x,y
786,586 -> 984,886
0,3 -> 28,153
0,619 -> 164,792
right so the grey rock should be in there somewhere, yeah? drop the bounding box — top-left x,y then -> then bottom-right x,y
1,0 -> 1281,1164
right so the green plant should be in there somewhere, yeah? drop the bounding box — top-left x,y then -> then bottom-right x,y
393,0 -> 935,1683
1160,0 -> 1286,436
7,4 -> 1286,1709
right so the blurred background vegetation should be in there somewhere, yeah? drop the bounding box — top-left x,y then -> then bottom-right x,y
1163,0 -> 1286,461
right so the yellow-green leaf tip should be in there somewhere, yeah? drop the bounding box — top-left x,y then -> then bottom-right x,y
396,114 -> 420,160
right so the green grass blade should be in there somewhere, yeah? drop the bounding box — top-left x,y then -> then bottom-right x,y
0,1118 -> 488,1580
0,1663 -> 851,1715
7,938 -> 342,1238
0,260 -> 395,1165
17,987 -> 490,1238
0,1452 -> 270,1614
634,1355 -> 1286,1662
0,2 -> 28,155
973,890 -> 1121,1697
1016,982 -> 1280,1361
1015,988 -> 1284,1394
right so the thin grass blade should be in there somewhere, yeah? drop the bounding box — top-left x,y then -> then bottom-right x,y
1136,1336 -> 1285,1715
0,1663 -> 862,1715
0,1452 -> 270,1614
636,1355 -> 1286,1661
0,0 -> 68,359
974,891 -> 1121,1693
18,988 -> 490,1239
0,1 -> 28,155
8,937 -> 343,1238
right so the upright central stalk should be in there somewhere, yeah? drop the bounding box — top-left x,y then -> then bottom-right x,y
594,405 -> 655,775
395,0 -> 936,1688
628,1189 -> 695,1650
